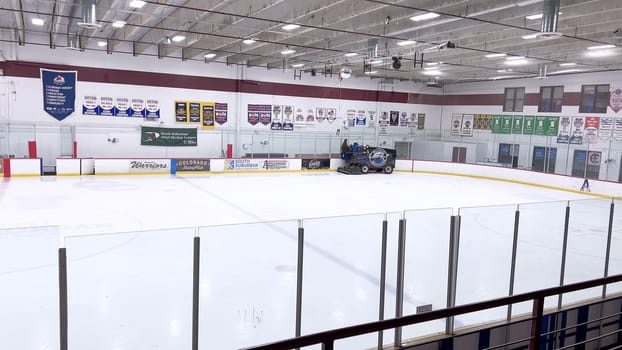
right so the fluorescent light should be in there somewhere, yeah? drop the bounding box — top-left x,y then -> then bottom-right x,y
424,66 -> 439,70
204,53 -> 216,59
549,69 -> 581,75
522,34 -> 538,39
559,62 -> 576,66
369,59 -> 383,65
344,52 -> 358,57
423,70 -> 442,75
505,59 -> 529,66
397,40 -> 416,46
490,76 -> 514,80
586,50 -> 615,57
291,63 -> 304,68
171,35 -> 185,42
97,41 -> 107,47
526,12 -> 562,20
485,53 -> 506,58
129,0 -> 146,8
112,20 -> 126,28
242,38 -> 256,44
282,24 -> 300,31
506,56 -> 525,60
364,70 -> 378,74
281,47 -> 296,55
31,18 -> 45,26
426,62 -> 439,66
410,12 -> 440,22
587,44 -> 616,50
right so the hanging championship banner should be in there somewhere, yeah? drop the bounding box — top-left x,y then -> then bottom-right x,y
356,110 -> 366,126
304,107 -> 314,126
600,117 -> 613,140
82,95 -> 98,115
368,111 -> 376,127
315,108 -> 325,123
326,108 -> 336,124
522,116 -> 535,134
259,105 -> 272,125
188,102 -> 201,123
116,97 -> 131,117
346,109 -> 356,127
215,103 -> 228,125
569,116 -> 585,144
389,111 -> 399,126
379,111 -> 389,135
461,114 -> 474,136
143,99 -> 160,120
474,114 -> 492,130
175,101 -> 188,122
450,114 -> 462,136
613,118 -> 622,140
400,112 -> 408,127
546,116 -> 559,136
512,116 -> 524,134
408,113 -> 418,135
417,113 -> 425,129
557,116 -> 571,143
41,69 -> 76,121
491,115 -> 502,133
100,96 -> 115,116
583,117 -> 600,143
282,107 -> 294,131
201,103 -> 215,129
271,105 -> 283,130
610,88 -> 622,113
501,115 -> 513,134
141,126 -> 197,146
130,98 -> 145,117
247,104 -> 268,125
534,116 -> 548,135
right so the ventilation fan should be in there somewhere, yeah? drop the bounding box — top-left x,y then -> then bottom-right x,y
339,67 -> 352,79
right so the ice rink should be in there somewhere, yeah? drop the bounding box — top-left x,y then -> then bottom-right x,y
0,172 -> 619,350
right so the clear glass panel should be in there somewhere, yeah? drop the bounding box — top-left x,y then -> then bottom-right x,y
199,220 -> 298,349
66,228 -> 194,350
607,199 -> 622,295
0,226 -> 59,350
563,198 -> 611,304
512,201 -> 567,316
302,213 -> 384,350
401,208 -> 452,341
456,205 -> 515,328
378,212 -> 402,348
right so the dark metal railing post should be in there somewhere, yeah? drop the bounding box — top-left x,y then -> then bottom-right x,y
446,213 -> 461,334
377,215 -> 388,350
295,220 -> 305,348
603,199 -> 615,298
507,206 -> 520,320
558,202 -> 571,309
192,235 -> 200,350
529,296 -> 544,350
322,340 -> 334,350
394,214 -> 407,347
58,247 -> 68,350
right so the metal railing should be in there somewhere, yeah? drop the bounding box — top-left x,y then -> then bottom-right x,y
241,274 -> 622,350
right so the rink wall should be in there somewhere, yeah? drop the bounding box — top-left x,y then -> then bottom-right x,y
3,157 -> 620,197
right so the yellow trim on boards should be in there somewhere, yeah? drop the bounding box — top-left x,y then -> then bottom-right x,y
412,170 -> 620,200
56,173 -> 81,176
10,174 -> 42,177
94,172 -> 171,176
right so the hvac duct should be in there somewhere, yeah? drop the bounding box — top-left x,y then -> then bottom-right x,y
66,32 -> 81,50
536,64 -> 548,79
367,38 -> 379,58
78,0 -> 101,29
540,0 -> 560,33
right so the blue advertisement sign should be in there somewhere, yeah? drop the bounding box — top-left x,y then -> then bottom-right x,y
41,69 -> 76,121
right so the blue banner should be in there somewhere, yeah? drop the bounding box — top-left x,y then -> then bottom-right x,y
41,69 -> 76,121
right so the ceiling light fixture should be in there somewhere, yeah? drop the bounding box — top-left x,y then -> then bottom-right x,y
242,38 -> 257,45
112,20 -> 126,28
369,59 -> 383,65
129,0 -> 146,8
364,70 -> 378,74
282,24 -> 300,31
587,44 -> 616,50
281,47 -> 296,55
97,41 -> 107,47
586,50 -> 615,57
291,63 -> 304,68
397,40 -> 416,46
505,59 -> 529,66
344,52 -> 358,57
171,35 -> 185,42
423,70 -> 442,76
410,12 -> 440,22
559,62 -> 576,66
522,34 -> 538,39
426,62 -> 439,66
506,56 -> 525,60
485,53 -> 507,58
549,69 -> 581,75
165,36 -> 172,44
31,18 -> 45,26
525,12 -> 562,20
204,53 -> 216,59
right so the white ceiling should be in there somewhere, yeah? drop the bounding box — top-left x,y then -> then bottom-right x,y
2,0 -> 622,84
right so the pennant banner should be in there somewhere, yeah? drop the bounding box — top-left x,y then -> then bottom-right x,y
41,69 -> 76,121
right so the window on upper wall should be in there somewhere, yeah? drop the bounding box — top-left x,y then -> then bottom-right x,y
503,87 -> 525,112
580,84 -> 610,113
539,86 -> 564,112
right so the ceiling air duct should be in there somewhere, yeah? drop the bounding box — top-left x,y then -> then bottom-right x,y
367,38 -> 379,58
66,32 -> 81,50
533,0 -> 562,39
78,0 -> 101,29
536,64 -> 548,79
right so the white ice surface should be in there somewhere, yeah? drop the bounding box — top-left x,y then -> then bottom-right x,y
0,172 -> 617,350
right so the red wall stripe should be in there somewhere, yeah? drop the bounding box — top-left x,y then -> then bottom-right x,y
0,60 -> 580,106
